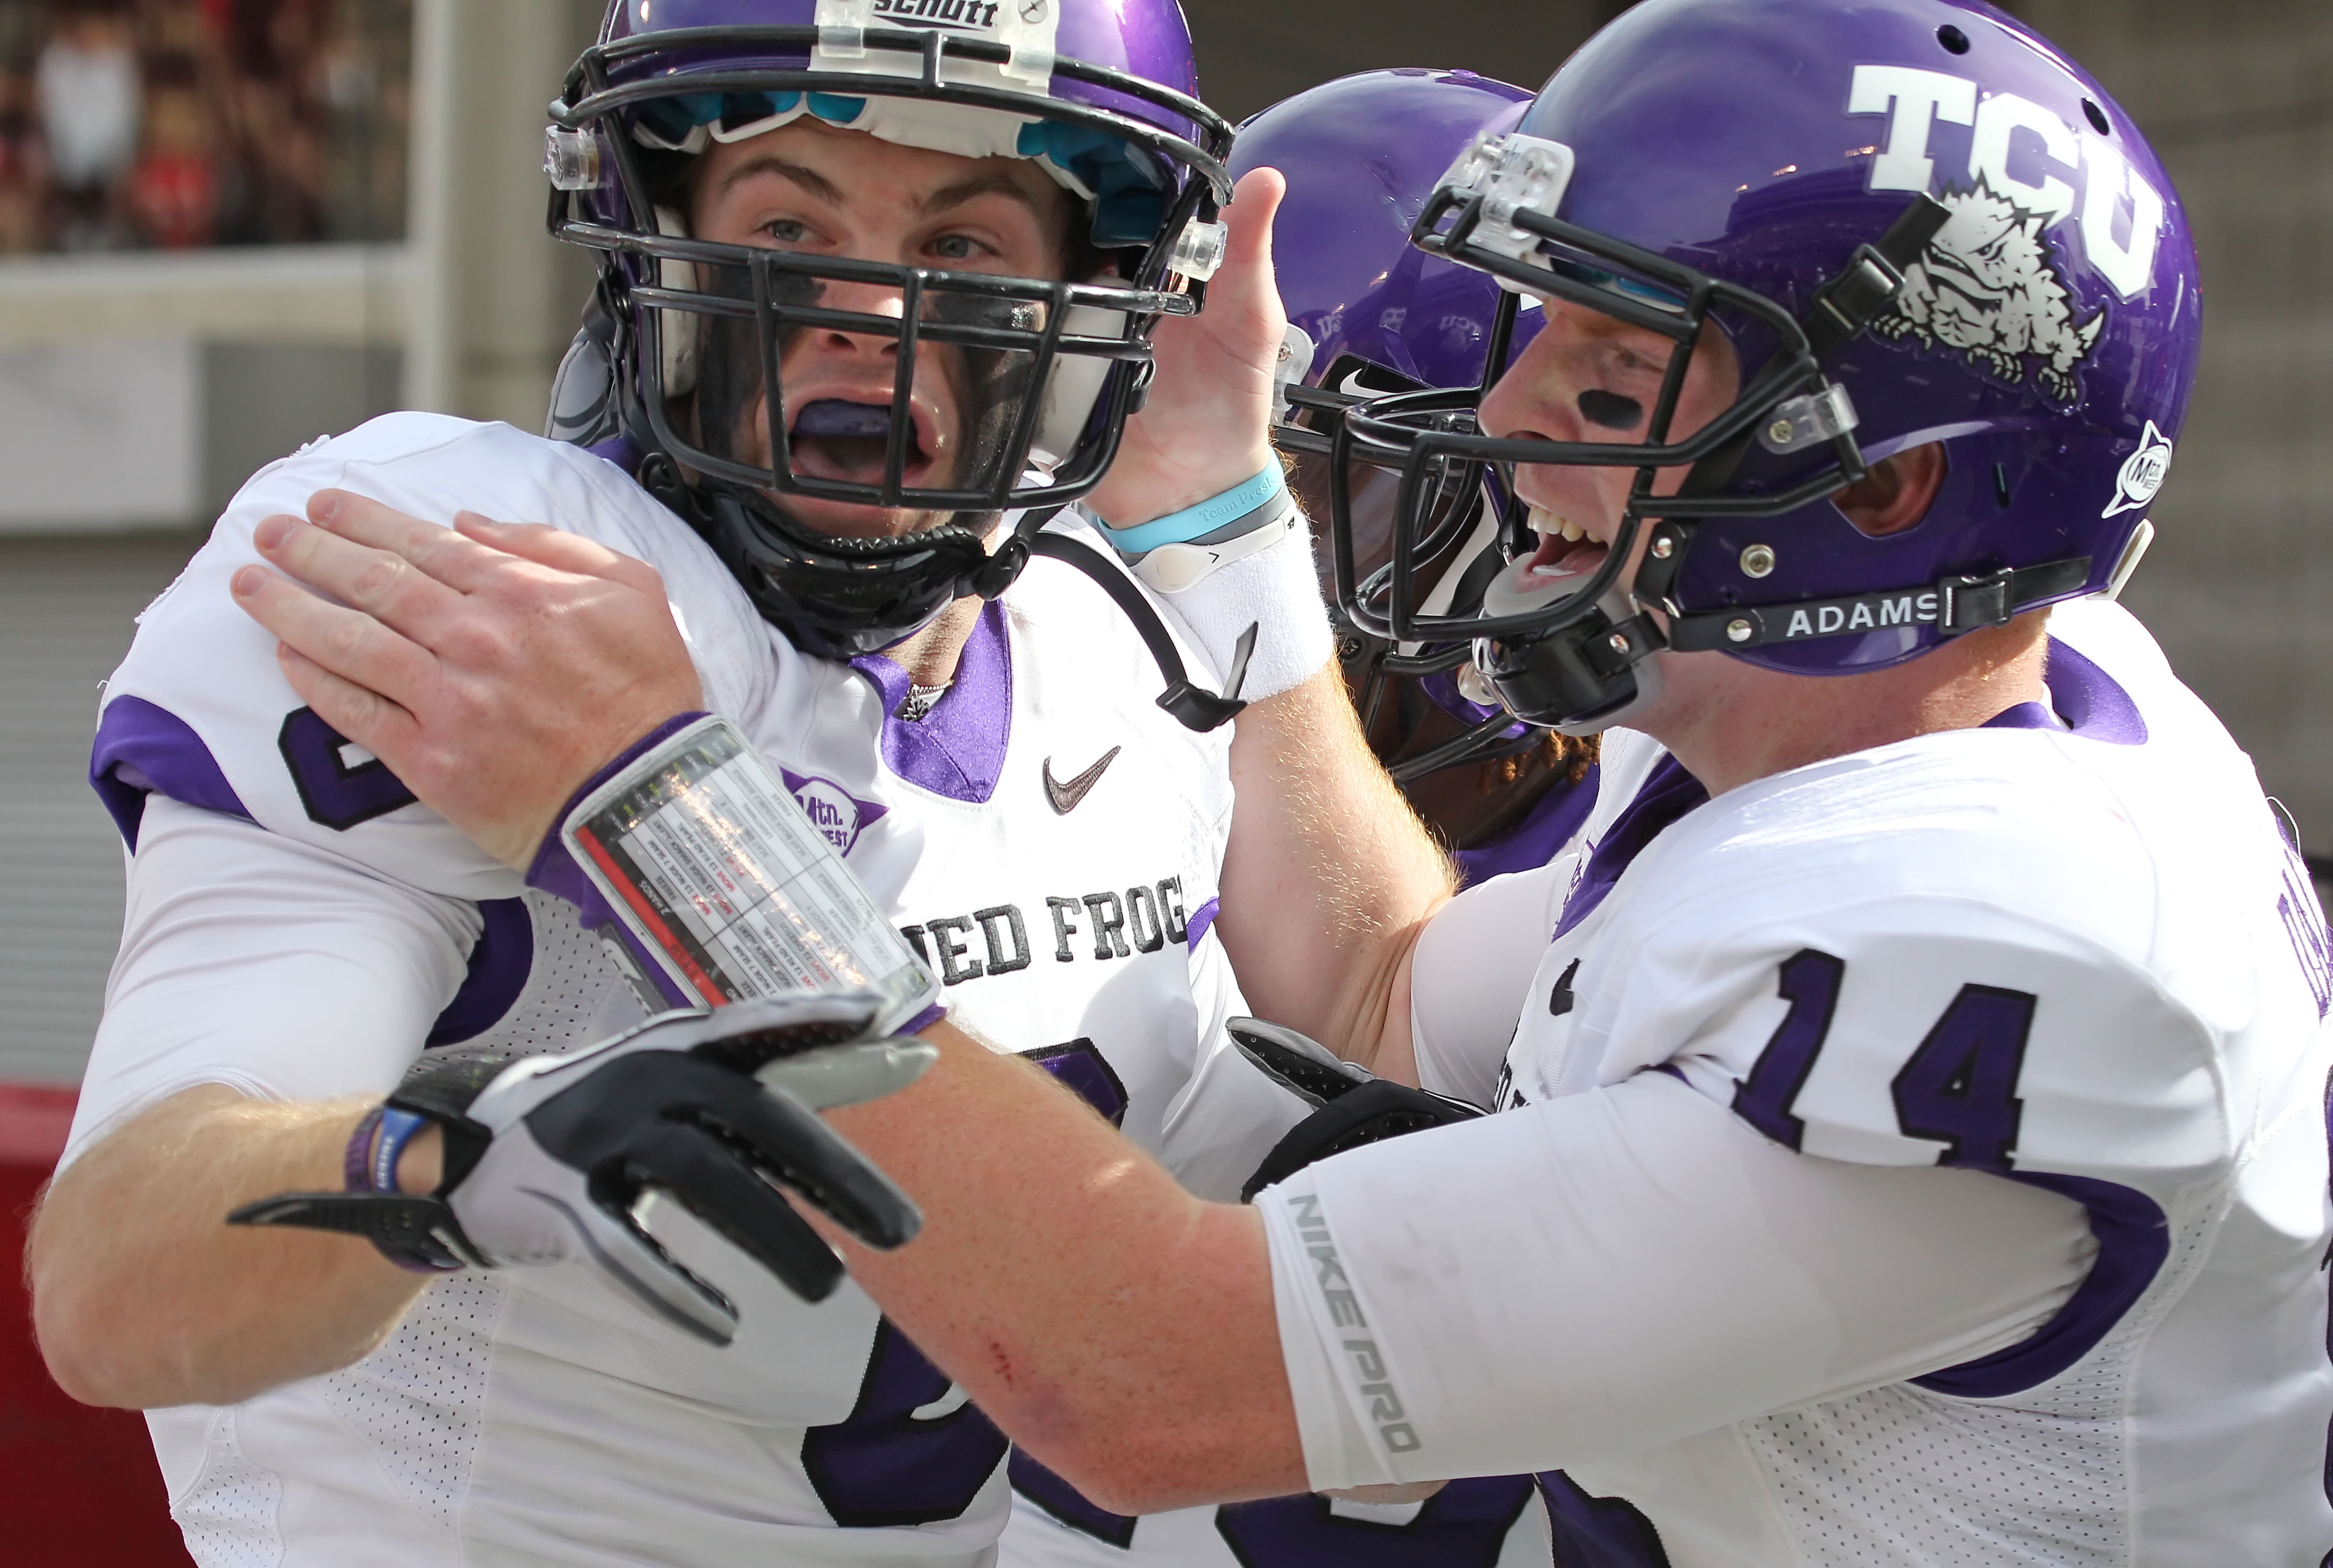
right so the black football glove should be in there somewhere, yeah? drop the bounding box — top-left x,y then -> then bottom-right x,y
230,992 -> 932,1345
1231,1017 -> 1485,1202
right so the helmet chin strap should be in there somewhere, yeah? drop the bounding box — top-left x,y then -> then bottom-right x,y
1473,562 -> 1665,736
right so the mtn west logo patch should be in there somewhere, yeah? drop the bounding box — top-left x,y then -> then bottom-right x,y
781,768 -> 889,856
2103,419 -> 2174,518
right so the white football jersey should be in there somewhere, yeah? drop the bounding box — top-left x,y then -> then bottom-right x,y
73,413 -> 1307,1567
1261,601 -> 2333,1565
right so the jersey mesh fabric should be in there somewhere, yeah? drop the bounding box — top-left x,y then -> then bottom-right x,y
1736,1189 -> 2220,1566
316,1272 -> 510,1539
456,891 -> 650,1058
174,1411 -> 285,1568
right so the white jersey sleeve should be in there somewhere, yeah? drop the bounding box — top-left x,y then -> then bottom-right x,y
63,796 -> 477,1163
1260,1072 -> 2095,1488
1156,936 -> 1306,1204
1408,861 -> 1574,1107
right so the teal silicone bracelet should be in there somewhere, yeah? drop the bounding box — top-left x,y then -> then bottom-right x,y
1100,465 -> 1285,557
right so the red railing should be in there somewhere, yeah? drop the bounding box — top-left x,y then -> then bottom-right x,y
1,1083 -> 191,1562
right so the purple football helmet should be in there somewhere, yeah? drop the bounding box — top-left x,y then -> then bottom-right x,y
544,0 -> 1234,658
1336,0 -> 2202,732
1235,68 -> 1599,848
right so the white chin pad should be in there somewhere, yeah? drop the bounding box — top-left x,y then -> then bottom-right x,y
655,206 -> 702,399
1030,288 -> 1132,471
1478,563 -> 1662,738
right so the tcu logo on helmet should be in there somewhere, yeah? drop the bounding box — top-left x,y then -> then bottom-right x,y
1848,64 -> 2165,405
1875,179 -> 2101,404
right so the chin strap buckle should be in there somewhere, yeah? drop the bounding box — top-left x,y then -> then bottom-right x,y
970,505 -> 1063,602
972,538 -> 1031,601
1936,568 -> 2015,634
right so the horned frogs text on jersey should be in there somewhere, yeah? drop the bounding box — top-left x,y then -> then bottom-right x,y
1260,600 -> 2333,1566
73,412 -> 1306,1567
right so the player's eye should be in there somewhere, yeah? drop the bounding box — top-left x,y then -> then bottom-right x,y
929,233 -> 987,263
756,217 -> 812,246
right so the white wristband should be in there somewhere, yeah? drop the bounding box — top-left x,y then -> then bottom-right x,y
1147,502 -> 1337,706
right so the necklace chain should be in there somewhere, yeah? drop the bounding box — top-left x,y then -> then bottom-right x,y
896,681 -> 952,723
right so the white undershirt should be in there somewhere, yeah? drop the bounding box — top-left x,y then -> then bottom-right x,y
1259,1072 -> 2093,1489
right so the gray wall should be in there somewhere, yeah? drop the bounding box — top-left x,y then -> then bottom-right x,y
1183,0 -> 1624,120
2008,0 -> 2333,848
403,0 -> 603,428
0,534 -> 205,1083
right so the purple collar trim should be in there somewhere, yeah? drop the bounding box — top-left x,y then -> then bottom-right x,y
852,599 -> 1013,805
1419,668 -> 1526,738
1543,636 -> 2139,941
1984,638 -> 2147,745
1552,757 -> 1709,943
1456,765 -> 1603,888
1983,702 -> 2061,732
89,696 -> 253,850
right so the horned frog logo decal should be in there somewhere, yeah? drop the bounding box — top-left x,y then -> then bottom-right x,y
1873,178 -> 2103,405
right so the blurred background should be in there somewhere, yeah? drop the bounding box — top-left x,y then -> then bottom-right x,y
0,0 -> 2323,1552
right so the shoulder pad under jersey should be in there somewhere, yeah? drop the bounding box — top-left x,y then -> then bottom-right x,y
93,414 -> 772,899
1587,725 -> 2289,1193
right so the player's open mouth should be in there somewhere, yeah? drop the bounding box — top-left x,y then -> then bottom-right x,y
1522,504 -> 1608,582
787,397 -> 942,489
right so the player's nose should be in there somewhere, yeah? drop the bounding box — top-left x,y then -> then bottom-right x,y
814,275 -> 909,356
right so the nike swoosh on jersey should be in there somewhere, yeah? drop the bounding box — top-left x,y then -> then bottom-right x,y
1043,746 -> 1122,815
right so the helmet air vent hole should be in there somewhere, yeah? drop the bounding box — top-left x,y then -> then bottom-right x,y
2083,98 -> 2112,135
1993,462 -> 2013,509
1936,24 -> 1971,55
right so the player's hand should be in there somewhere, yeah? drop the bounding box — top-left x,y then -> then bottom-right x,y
230,993 -> 936,1346
1229,1018 -> 1483,1202
1085,165 -> 1286,529
230,489 -> 704,870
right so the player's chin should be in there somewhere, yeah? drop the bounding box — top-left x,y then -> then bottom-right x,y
772,491 -> 972,541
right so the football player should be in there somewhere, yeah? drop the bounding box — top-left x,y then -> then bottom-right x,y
210,1 -> 2332,1562
999,65 -> 1569,1568
26,2 -> 1444,1563
831,5 -> 2333,1560
1244,67 -> 1602,886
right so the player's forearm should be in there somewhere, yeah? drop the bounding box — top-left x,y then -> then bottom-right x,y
827,1022 -> 1309,1514
29,1085 -> 435,1409
1216,664 -> 1454,1064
